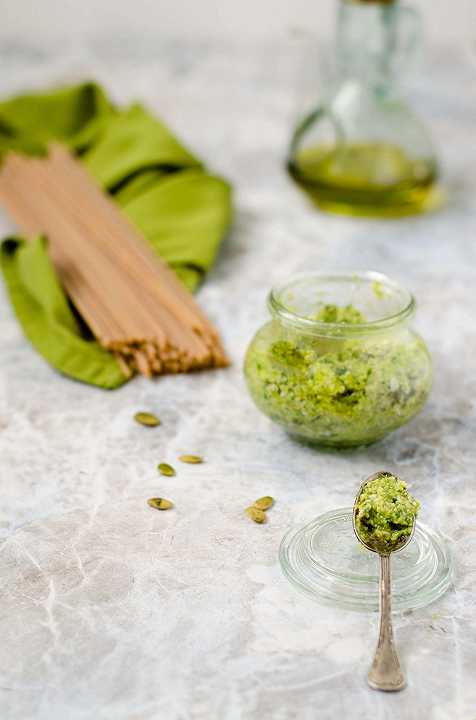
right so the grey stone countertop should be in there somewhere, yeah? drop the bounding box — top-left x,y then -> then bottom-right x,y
0,39 -> 475,720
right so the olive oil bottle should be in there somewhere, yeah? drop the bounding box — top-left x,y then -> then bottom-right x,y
288,0 -> 441,217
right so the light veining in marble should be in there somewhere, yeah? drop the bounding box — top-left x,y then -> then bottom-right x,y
0,40 -> 475,720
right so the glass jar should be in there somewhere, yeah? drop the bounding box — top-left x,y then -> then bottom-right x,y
244,272 -> 432,448
287,0 -> 440,217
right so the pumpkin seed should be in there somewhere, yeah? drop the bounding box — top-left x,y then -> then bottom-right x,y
253,496 -> 274,511
245,506 -> 267,524
158,463 -> 176,477
147,497 -> 174,511
178,454 -> 203,464
134,412 -> 161,427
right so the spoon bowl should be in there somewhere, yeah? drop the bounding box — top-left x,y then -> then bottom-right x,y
353,471 -> 416,555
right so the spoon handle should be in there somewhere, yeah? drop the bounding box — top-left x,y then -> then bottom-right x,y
368,554 -> 406,692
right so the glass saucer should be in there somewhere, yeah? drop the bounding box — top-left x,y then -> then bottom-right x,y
279,507 -> 453,612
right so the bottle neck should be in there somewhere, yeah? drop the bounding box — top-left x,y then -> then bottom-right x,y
335,0 -> 404,93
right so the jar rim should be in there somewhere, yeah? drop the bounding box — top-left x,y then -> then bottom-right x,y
267,271 -> 416,336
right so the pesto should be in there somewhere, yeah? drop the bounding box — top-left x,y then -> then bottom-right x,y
244,304 -> 432,447
313,304 -> 367,324
354,474 -> 419,552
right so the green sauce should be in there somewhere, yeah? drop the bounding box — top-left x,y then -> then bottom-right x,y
313,304 -> 367,324
354,474 -> 419,552
244,304 -> 432,447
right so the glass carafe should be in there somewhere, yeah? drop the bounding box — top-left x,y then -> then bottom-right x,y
287,0 -> 440,217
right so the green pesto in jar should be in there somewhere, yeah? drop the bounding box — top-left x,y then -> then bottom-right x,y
312,304 -> 367,324
354,474 -> 419,552
244,303 -> 432,447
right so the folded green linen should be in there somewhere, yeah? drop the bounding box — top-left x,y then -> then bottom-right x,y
0,82 -> 232,388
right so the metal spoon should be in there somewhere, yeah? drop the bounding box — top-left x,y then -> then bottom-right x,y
353,471 -> 416,692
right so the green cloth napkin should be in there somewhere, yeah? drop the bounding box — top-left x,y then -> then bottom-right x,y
0,82 -> 232,388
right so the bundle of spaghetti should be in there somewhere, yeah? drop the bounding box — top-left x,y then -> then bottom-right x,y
0,144 -> 229,377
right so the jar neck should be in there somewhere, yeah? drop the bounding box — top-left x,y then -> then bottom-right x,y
268,272 -> 416,338
270,310 -> 412,340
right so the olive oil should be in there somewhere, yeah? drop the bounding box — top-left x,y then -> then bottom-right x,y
288,142 -> 441,218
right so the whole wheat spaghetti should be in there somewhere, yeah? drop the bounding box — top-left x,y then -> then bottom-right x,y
0,144 -> 229,377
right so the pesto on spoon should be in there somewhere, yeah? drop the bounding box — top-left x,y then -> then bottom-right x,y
353,472 -> 419,691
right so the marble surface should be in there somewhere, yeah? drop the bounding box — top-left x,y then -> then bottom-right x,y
0,40 -> 476,720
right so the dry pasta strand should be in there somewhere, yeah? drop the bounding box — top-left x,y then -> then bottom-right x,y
0,146 -> 230,377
